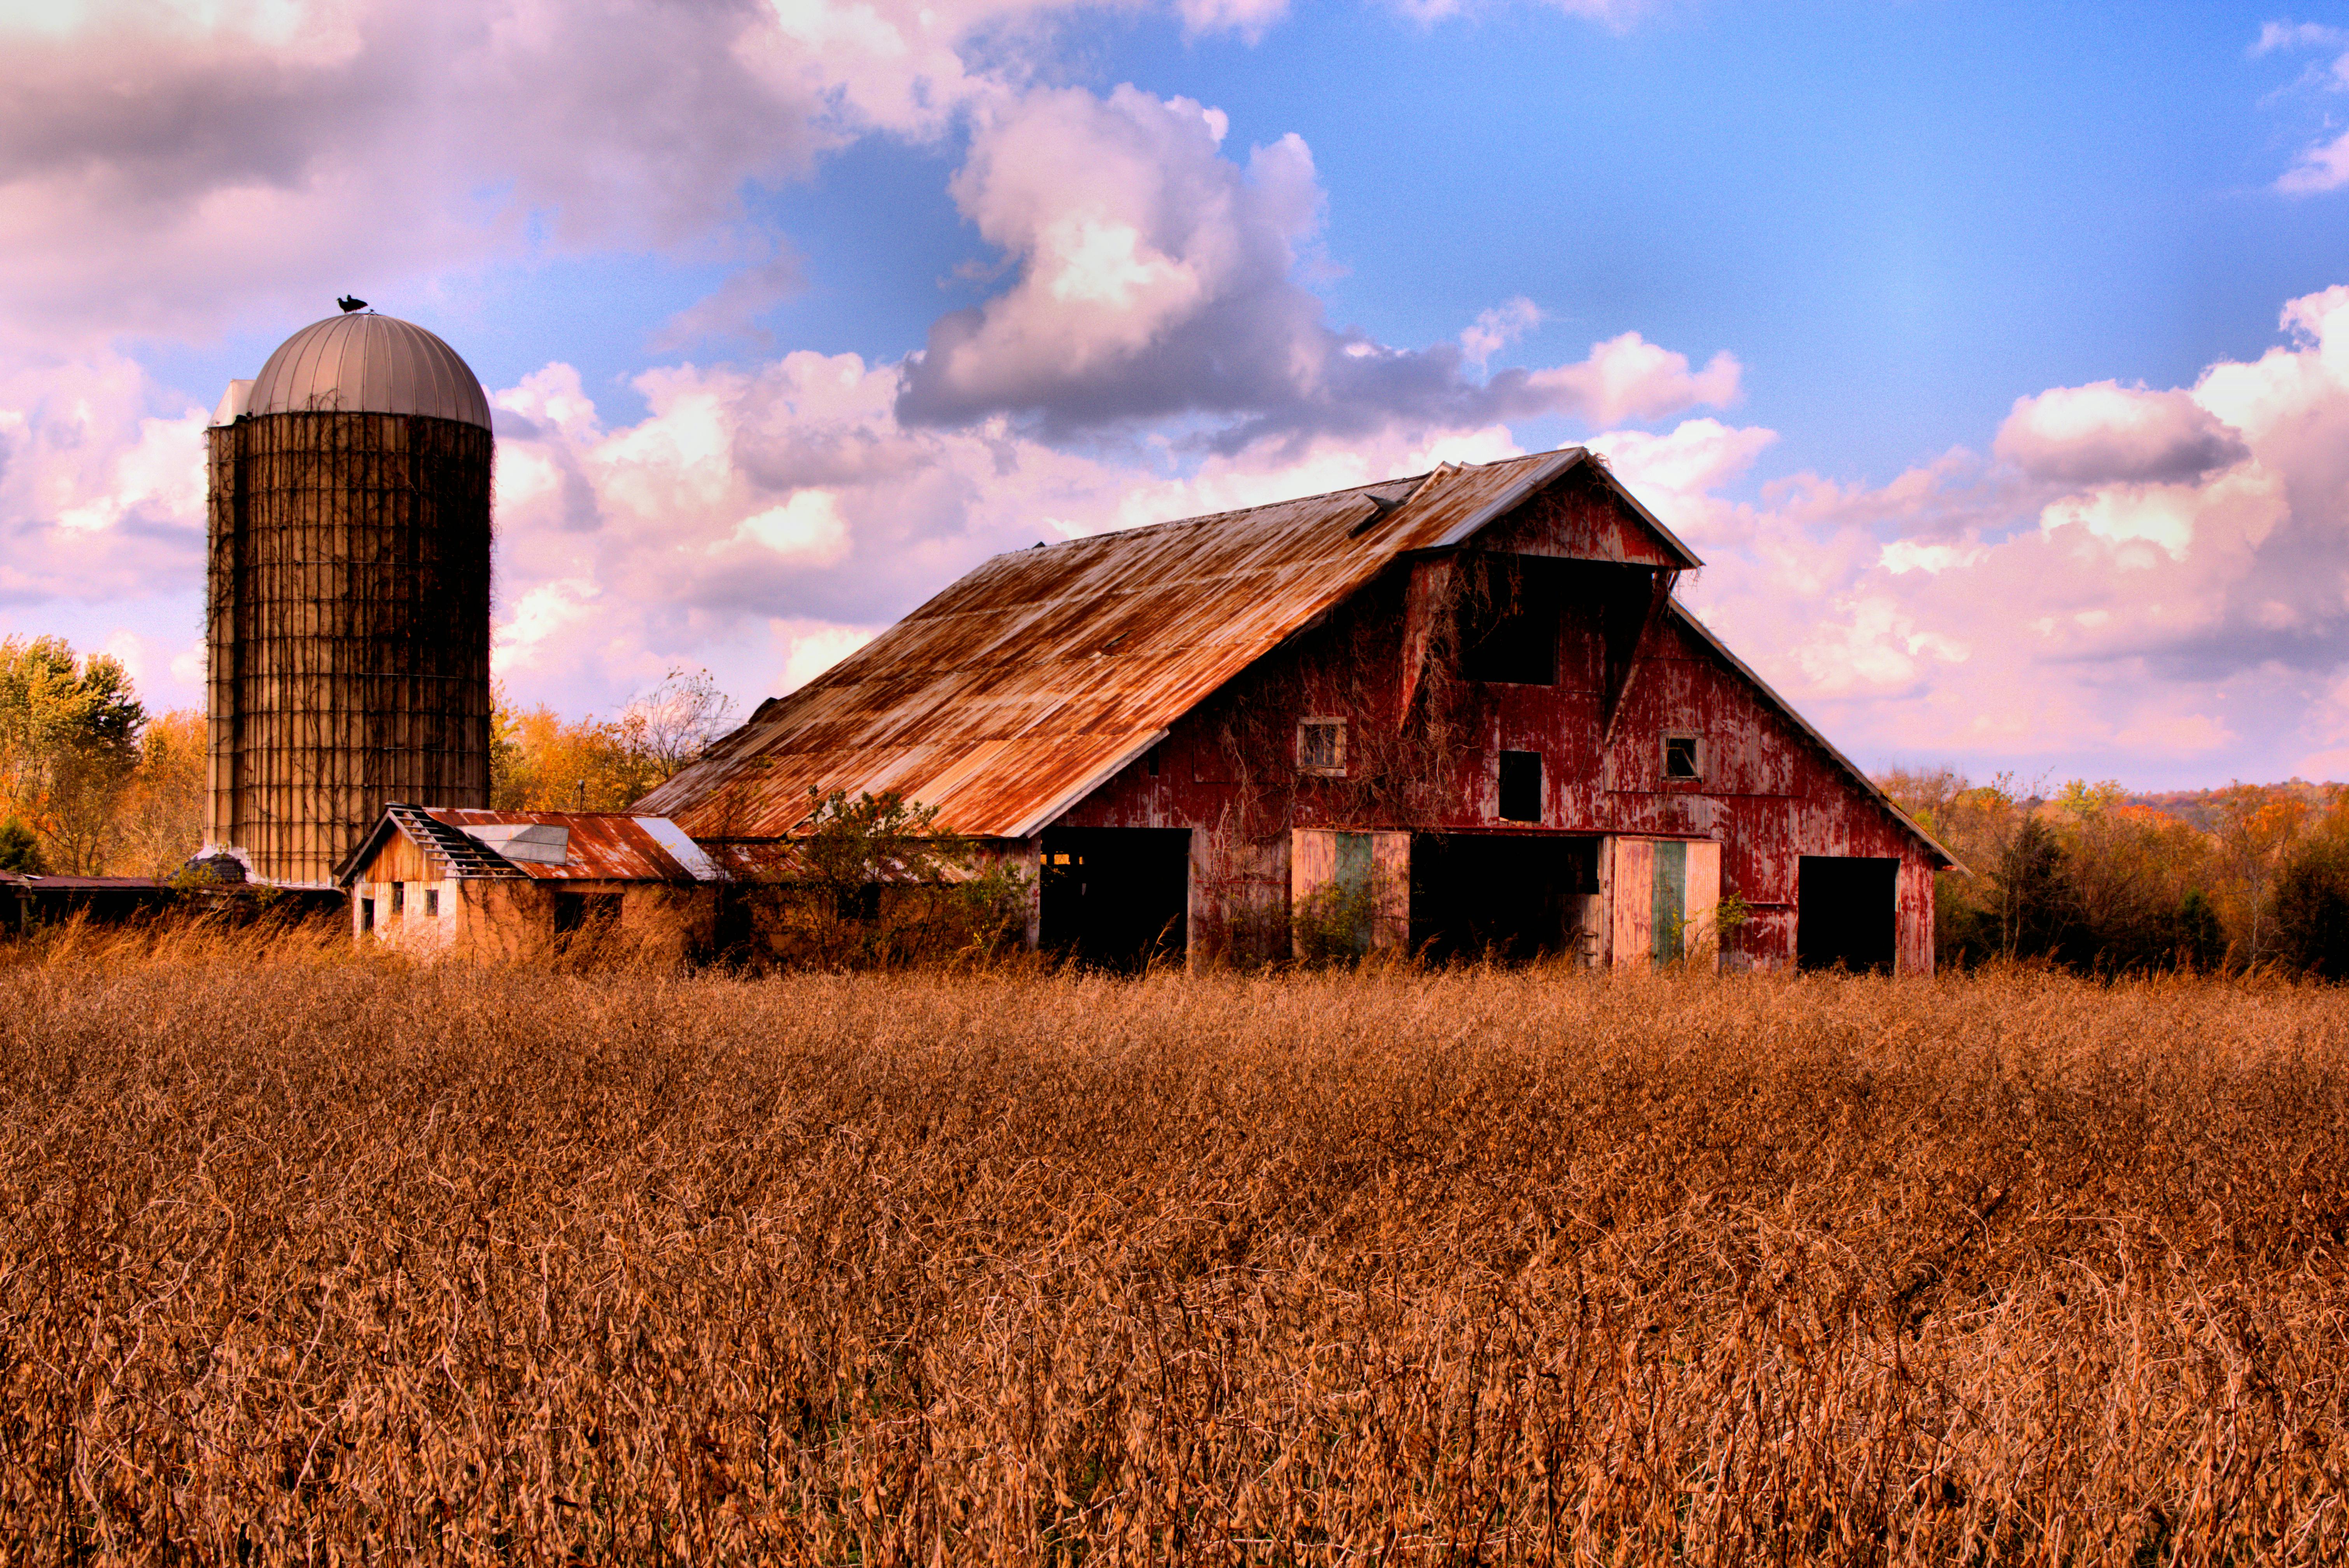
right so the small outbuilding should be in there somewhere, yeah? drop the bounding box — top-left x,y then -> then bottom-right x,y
335,805 -> 728,959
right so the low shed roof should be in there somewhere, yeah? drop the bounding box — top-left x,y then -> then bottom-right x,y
335,807 -> 726,887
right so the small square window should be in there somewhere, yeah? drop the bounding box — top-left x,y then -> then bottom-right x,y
1497,751 -> 1542,822
1663,735 -> 1702,781
1298,719 -> 1347,776
424,887 -> 439,918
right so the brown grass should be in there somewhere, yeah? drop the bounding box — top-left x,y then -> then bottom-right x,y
3,929 -> 2346,1563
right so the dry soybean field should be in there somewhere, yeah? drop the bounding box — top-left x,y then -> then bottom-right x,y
4,932 -> 2347,1564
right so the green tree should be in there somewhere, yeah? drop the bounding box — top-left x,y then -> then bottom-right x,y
0,636 -> 146,874
0,817 -> 44,874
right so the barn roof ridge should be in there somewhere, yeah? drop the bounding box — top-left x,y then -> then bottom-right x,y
993,465 -> 1447,557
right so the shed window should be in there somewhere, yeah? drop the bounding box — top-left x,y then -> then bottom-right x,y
424,887 -> 439,918
1663,734 -> 1702,781
391,882 -> 404,915
1298,719 -> 1347,776
1497,751 -> 1542,822
360,895 -> 374,933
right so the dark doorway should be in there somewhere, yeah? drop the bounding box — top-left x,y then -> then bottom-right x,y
1039,828 -> 1190,971
554,891 -> 622,936
1410,834 -> 1599,963
1797,856 -> 1898,972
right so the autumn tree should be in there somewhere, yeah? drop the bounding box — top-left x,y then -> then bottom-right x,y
2211,782 -> 2310,967
491,667 -> 737,812
0,636 -> 146,875
112,709 -> 208,878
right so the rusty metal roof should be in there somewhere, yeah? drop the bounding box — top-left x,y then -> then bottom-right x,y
336,808 -> 727,886
639,446 -> 1704,841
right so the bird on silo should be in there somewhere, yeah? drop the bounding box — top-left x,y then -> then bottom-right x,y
337,296 -> 368,313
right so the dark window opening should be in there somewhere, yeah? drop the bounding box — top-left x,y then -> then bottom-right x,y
1463,600 -> 1558,685
1796,856 -> 1898,973
1663,735 -> 1701,780
391,882 -> 404,915
1039,827 -> 1190,972
1497,751 -> 1542,822
360,895 -> 375,933
1410,834 -> 1600,964
424,887 -> 439,918
1298,719 -> 1346,775
554,891 -> 623,936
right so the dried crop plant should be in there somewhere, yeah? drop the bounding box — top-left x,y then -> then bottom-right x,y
3,933 -> 2346,1564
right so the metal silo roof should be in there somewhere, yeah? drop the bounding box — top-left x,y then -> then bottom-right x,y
245,313 -> 492,429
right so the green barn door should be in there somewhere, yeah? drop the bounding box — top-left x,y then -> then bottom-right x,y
1335,831 -> 1373,952
1651,839 -> 1686,965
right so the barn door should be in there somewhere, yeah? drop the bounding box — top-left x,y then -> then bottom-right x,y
1609,837 -> 1722,970
1292,828 -> 1409,956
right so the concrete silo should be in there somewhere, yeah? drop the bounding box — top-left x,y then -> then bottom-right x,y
204,312 -> 495,886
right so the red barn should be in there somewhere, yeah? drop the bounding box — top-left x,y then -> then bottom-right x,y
641,447 -> 1957,970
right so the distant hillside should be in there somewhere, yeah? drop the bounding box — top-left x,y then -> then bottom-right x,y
2123,779 -> 2340,832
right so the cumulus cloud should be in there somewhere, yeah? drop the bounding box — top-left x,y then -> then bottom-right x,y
0,353 -> 207,606
1994,381 -> 2249,485
1664,282 -> 2349,778
897,82 -> 1738,446
0,0 -> 842,352
473,342 -> 1588,706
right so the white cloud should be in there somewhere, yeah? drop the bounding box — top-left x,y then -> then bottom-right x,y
2252,20 -> 2349,56
2279,128 -> 2349,194
1668,282 -> 2349,777
1460,297 -> 1543,368
1994,381 -> 2247,485
898,82 -> 1738,446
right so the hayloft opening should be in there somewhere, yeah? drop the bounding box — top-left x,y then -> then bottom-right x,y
1497,751 -> 1543,822
1796,856 -> 1897,973
1409,833 -> 1599,963
1461,568 -> 1558,685
1039,827 -> 1190,971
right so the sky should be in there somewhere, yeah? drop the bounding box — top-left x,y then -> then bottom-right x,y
9,0 -> 2349,790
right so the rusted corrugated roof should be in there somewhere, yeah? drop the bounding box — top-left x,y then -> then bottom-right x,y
641,447 -> 1681,840
426,810 -> 725,882
337,808 -> 728,885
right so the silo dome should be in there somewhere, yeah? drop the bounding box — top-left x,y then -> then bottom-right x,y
245,312 -> 492,429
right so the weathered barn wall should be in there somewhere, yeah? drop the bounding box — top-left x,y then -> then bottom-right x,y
208,410 -> 493,886
1053,543 -> 1940,972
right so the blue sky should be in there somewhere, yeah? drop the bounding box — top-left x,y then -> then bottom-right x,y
9,0 -> 2349,789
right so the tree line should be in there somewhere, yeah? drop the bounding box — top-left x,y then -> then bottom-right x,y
1879,769 -> 2349,976
0,636 -> 733,878
8,632 -> 2345,976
